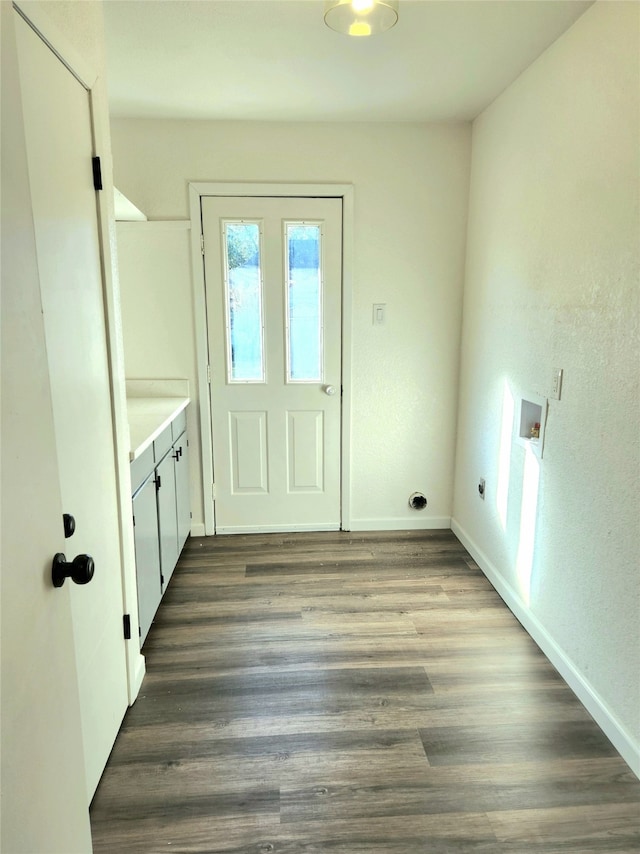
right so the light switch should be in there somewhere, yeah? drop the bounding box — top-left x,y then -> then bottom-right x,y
551,368 -> 563,400
373,303 -> 386,325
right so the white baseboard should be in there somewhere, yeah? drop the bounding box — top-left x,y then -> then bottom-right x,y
215,523 -> 341,535
348,516 -> 451,532
200,519 -> 452,536
451,517 -> 640,779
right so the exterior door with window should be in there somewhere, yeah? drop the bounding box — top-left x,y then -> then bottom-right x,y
202,197 -> 342,533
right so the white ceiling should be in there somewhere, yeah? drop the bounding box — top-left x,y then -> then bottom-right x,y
103,0 -> 593,123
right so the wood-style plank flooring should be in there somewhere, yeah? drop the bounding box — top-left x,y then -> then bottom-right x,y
90,531 -> 640,852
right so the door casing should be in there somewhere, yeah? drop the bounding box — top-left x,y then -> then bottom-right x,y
189,182 -> 354,535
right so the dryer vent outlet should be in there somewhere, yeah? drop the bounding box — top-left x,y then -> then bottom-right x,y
409,492 -> 427,511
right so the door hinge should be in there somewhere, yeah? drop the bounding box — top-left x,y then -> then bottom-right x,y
161,573 -> 165,586
155,474 -> 162,490
207,364 -> 211,384
123,614 -> 131,640
132,514 -> 135,527
212,483 -> 216,499
92,156 -> 103,191
200,233 -> 205,256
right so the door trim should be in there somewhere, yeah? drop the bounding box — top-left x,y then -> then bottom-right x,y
189,182 -> 354,535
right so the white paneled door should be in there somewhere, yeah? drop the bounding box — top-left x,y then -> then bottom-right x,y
202,197 -> 342,533
16,15 -> 129,801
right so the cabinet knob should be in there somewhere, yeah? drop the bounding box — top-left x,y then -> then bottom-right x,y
52,553 -> 95,588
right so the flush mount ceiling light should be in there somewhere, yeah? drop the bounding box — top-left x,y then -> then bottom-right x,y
324,0 -> 399,37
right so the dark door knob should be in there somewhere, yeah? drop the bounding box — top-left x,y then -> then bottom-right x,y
52,553 -> 95,588
63,514 -> 76,539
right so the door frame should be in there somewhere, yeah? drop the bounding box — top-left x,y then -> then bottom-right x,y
189,182 -> 354,535
14,0 -> 145,705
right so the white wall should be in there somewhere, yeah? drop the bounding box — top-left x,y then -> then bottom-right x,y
110,121 -> 471,530
116,221 -> 204,528
453,1 -> 639,770
20,0 -> 107,67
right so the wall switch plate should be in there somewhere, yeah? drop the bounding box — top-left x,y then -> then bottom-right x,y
551,368 -> 563,400
373,303 -> 386,325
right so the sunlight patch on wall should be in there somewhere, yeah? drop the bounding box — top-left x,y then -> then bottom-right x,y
516,443 -> 540,607
497,380 -> 514,530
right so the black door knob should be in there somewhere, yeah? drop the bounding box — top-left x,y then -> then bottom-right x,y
52,553 -> 95,588
63,514 -> 76,539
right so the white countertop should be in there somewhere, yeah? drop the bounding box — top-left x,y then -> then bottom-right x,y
127,396 -> 190,461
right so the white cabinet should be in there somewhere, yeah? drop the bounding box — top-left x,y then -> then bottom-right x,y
132,475 -> 162,644
156,451 -> 179,589
175,434 -> 191,551
131,407 -> 190,646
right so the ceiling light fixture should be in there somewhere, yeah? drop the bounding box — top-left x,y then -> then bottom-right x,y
324,0 -> 399,37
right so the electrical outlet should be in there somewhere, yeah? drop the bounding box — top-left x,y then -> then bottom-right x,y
551,368 -> 563,400
478,478 -> 486,500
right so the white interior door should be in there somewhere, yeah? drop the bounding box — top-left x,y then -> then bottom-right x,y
1,5 -> 91,849
16,14 -> 129,801
203,197 -> 342,533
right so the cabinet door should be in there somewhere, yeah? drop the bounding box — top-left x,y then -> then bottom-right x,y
174,436 -> 191,551
157,451 -> 179,588
132,476 -> 162,645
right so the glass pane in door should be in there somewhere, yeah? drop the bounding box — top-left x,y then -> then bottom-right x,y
223,221 -> 265,382
286,223 -> 323,382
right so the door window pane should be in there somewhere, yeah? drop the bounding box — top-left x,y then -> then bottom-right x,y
223,221 -> 265,382
286,223 -> 323,382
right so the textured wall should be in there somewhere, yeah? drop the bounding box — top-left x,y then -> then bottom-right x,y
453,1 -> 639,753
110,121 -> 471,530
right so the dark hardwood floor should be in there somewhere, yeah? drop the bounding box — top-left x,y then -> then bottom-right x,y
90,531 -> 640,852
